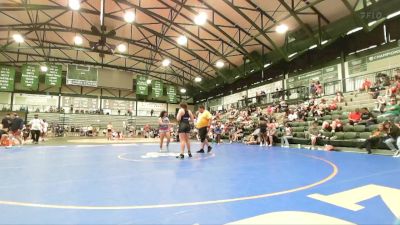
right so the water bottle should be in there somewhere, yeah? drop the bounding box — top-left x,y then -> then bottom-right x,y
298,144 -> 301,149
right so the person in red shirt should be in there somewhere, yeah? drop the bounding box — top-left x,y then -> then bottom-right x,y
348,108 -> 362,125
360,78 -> 372,92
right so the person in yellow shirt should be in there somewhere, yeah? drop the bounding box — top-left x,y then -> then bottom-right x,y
196,105 -> 213,153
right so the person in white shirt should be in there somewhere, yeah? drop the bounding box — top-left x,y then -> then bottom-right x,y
29,114 -> 43,144
41,119 -> 48,142
287,110 -> 298,122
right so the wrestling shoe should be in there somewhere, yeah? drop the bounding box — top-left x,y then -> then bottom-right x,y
197,149 -> 205,153
207,146 -> 212,153
188,151 -> 192,157
176,154 -> 184,159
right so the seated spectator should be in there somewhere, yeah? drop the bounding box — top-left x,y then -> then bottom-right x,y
359,123 -> 387,154
321,121 -> 332,132
232,126 -> 244,143
359,107 -> 376,126
377,73 -> 390,87
308,121 -> 321,150
387,79 -> 400,97
331,118 -> 344,132
383,121 -> 400,157
379,98 -> 400,122
281,123 -> 293,148
0,133 -> 12,147
279,100 -> 288,113
287,110 -> 298,122
333,91 -> 344,103
329,100 -> 338,111
348,108 -> 362,125
359,78 -> 372,92
244,132 -> 260,145
375,95 -> 387,113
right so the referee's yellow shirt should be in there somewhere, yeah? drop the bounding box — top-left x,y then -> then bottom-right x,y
196,110 -> 212,128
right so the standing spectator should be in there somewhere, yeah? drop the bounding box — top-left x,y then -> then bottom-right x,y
29,114 -> 42,144
315,81 -> 323,97
308,121 -> 320,150
1,113 -> 11,132
359,78 -> 372,93
41,119 -> 49,141
107,122 -> 113,140
309,81 -> 317,98
281,123 -> 293,148
150,109 -> 154,117
9,113 -> 24,145
267,120 -> 277,147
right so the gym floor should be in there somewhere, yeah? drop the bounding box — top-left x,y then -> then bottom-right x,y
0,142 -> 398,224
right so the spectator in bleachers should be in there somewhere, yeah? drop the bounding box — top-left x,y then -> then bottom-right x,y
315,81 -> 323,97
348,108 -> 362,125
383,121 -> 400,157
379,98 -> 400,121
287,110 -> 298,122
244,128 -> 260,145
267,119 -> 278,147
332,118 -> 344,133
329,100 -> 338,111
281,123 -> 293,148
310,81 -> 317,98
106,122 -> 113,140
375,94 -> 387,113
308,121 -> 321,150
333,91 -> 344,103
359,78 -> 372,93
214,122 -> 222,144
232,125 -> 244,143
359,123 -> 387,154
359,108 -> 376,126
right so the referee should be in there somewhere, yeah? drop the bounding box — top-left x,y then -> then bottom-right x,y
196,105 -> 212,153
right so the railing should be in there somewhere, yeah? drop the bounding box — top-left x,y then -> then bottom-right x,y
344,68 -> 396,92
323,80 -> 342,96
232,86 -> 309,110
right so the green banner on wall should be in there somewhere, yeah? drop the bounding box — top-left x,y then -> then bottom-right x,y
0,65 -> 15,92
45,64 -> 62,87
152,80 -> 163,98
21,64 -> 39,90
167,85 -> 176,103
136,75 -> 148,95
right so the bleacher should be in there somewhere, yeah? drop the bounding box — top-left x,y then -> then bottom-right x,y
217,88 -> 393,151
26,113 -> 159,133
